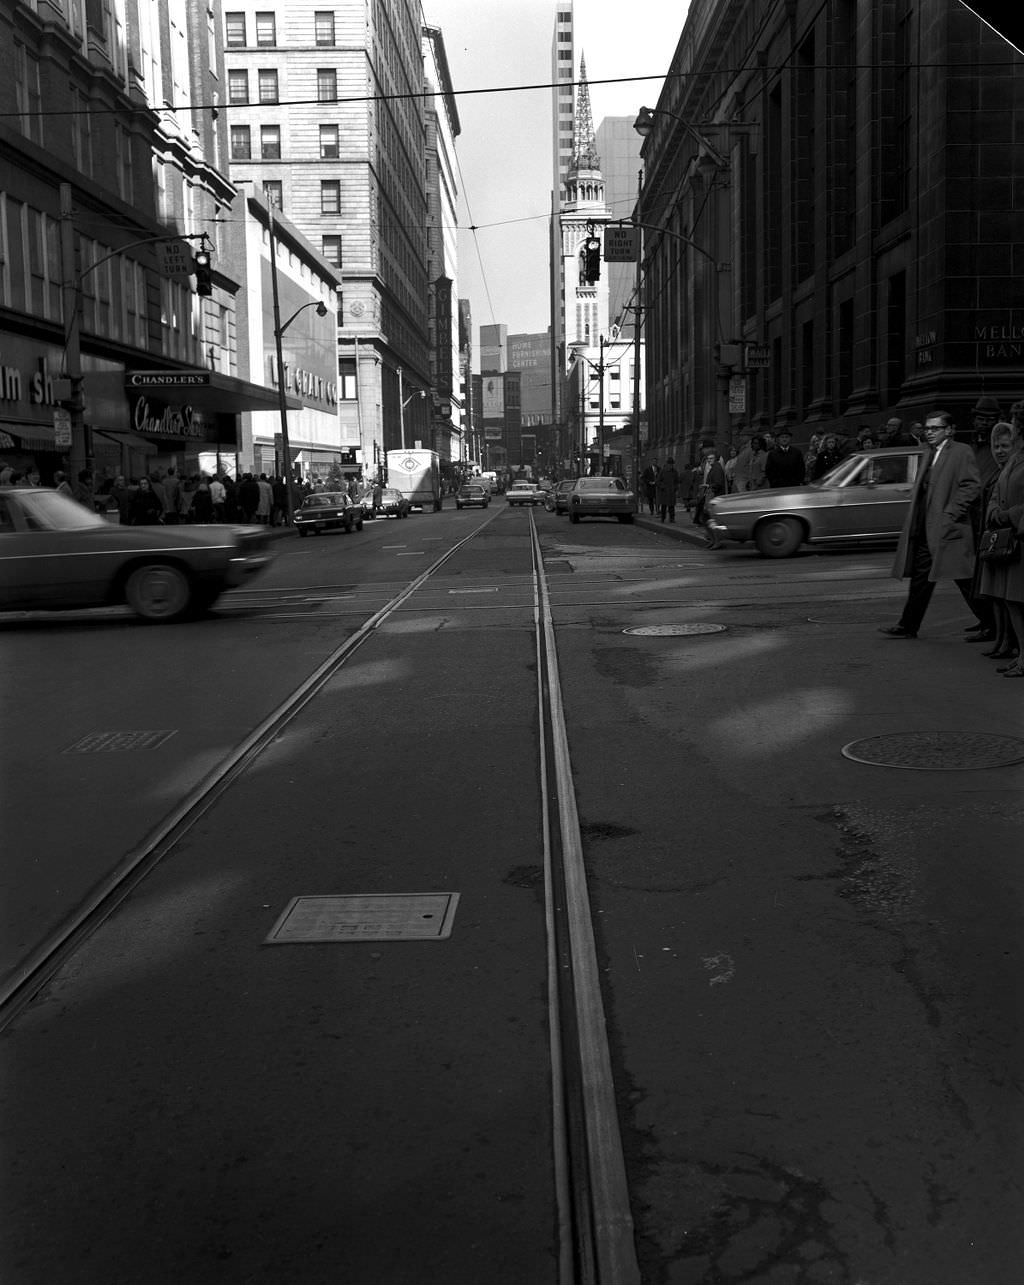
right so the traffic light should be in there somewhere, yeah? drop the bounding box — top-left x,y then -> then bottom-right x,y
583,236 -> 601,284
193,249 -> 213,296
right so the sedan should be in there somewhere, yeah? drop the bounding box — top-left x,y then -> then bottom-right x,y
705,447 -> 926,557
545,480 -> 575,514
456,484 -> 490,509
568,476 -> 638,523
506,481 -> 543,506
294,491 -> 364,537
0,486 -> 274,621
376,487 -> 411,519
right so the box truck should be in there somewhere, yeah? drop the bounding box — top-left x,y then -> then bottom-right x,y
386,449 -> 443,511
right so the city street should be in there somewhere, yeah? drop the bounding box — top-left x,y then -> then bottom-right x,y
1,506 -> 1022,1284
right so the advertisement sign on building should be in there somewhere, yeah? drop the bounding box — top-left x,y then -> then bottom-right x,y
482,376 -> 505,417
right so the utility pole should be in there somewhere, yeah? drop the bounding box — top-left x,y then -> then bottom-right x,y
397,365 -> 405,449
59,183 -> 88,474
267,204 -> 295,523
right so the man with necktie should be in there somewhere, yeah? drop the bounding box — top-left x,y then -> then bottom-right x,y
879,410 -> 983,639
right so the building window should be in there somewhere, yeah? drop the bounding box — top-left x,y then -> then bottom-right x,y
258,68 -> 279,102
338,359 -> 357,399
14,42 -> 42,144
322,235 -> 342,265
317,68 -> 337,102
255,11 -> 276,46
114,122 -> 133,202
225,11 -> 246,45
319,124 -> 339,158
230,125 -> 252,160
320,181 -> 341,214
261,125 -> 281,159
227,70 -> 249,102
314,11 -> 335,45
263,180 -> 283,209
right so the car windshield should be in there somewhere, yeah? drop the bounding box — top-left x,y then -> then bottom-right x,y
303,494 -> 344,508
576,478 -> 627,492
16,489 -> 109,530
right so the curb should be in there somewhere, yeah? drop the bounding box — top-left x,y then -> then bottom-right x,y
634,512 -> 711,549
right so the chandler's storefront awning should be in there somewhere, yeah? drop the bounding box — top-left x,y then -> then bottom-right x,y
125,370 -> 302,414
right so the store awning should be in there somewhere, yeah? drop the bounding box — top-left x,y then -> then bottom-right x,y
124,370 -> 302,414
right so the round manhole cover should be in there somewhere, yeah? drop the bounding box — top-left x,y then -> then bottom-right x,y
841,732 -> 1024,771
623,623 -> 727,637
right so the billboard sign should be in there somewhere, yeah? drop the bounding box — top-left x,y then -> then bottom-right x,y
482,376 -> 504,417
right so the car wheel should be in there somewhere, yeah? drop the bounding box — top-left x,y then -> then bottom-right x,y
356,517 -> 363,530
297,528 -> 308,537
124,562 -> 193,622
570,512 -> 580,524
755,516 -> 804,558
456,502 -> 463,509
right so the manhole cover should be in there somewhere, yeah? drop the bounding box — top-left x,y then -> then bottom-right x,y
264,893 -> 459,943
841,732 -> 1024,771
623,623 -> 727,636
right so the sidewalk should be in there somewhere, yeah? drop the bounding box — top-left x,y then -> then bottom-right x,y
634,508 -> 709,547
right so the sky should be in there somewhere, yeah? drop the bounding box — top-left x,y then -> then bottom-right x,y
422,0 -> 690,345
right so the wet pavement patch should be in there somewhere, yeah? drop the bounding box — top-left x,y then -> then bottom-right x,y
264,893 -> 460,943
841,731 -> 1024,771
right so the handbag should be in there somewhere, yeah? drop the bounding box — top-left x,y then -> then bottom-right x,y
978,527 -> 1020,562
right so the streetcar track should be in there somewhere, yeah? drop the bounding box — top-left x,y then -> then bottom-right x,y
5,503 -> 643,1282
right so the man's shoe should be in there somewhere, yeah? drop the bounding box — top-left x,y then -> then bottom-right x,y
878,625 -> 917,639
964,631 -> 996,643
964,623 -> 988,635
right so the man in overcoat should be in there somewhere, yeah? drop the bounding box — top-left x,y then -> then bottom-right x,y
879,410 -> 983,639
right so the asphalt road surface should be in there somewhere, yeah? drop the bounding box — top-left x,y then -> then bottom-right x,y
1,504 -> 1021,1284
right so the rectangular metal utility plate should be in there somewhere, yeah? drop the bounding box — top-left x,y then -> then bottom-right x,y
64,730 -> 177,753
264,893 -> 460,944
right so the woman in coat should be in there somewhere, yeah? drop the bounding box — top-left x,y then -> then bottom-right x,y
126,476 -> 163,525
978,418 -> 1024,675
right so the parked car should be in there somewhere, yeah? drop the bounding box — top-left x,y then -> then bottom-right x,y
294,491 -> 364,537
705,446 -> 926,557
546,479 -> 575,514
375,487 -> 411,518
506,481 -> 543,506
456,483 -> 490,509
0,486 -> 274,622
568,476 -> 638,523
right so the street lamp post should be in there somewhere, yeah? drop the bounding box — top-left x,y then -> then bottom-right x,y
268,203 -> 328,524
396,365 -> 426,449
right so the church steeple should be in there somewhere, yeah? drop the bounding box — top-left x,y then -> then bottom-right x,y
573,54 -> 600,171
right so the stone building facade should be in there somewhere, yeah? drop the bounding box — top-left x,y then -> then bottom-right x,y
223,0 -> 437,475
638,0 -> 1024,465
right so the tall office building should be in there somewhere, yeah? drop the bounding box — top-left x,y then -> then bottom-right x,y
595,117 -> 643,339
223,1 -> 453,474
548,1 -> 576,426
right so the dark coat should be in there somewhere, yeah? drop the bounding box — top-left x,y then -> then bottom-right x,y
978,451 -> 1024,604
892,440 -> 980,582
127,486 -> 163,525
656,465 -> 680,503
765,446 -> 806,488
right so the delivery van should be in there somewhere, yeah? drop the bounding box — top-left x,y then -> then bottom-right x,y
386,449 -> 443,511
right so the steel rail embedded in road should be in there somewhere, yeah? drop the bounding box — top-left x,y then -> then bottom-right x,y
528,511 -> 642,1285
3,502 -> 642,1283
0,509 -> 504,1030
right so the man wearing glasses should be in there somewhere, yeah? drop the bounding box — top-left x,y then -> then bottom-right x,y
879,410 -> 983,639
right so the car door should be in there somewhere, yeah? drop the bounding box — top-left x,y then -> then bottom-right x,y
819,453 -> 915,540
2,492 -> 130,608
